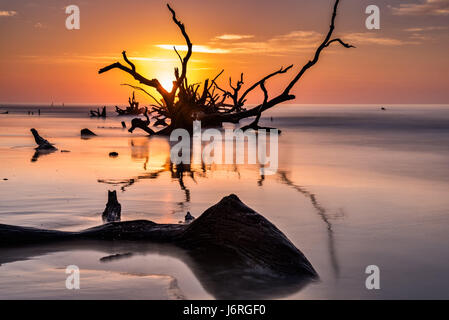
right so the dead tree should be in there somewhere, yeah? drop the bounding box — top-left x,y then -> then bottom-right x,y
90,106 -> 107,118
99,0 -> 353,135
115,92 -> 145,116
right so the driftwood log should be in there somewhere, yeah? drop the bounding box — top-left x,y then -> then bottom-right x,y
30,128 -> 57,162
0,194 -> 317,298
81,128 -> 97,137
30,128 -> 57,151
128,107 -> 155,135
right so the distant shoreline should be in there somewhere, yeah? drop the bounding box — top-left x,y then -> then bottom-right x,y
1,103 -> 449,109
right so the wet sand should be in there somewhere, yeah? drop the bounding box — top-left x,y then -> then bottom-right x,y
1,104 -> 449,299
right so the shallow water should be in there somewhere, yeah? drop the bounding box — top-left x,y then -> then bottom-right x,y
1,104 -> 449,299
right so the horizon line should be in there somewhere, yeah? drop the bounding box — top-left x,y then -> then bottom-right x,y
1,102 -> 449,107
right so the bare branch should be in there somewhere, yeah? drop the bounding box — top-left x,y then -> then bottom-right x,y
324,38 -> 355,48
238,65 -> 293,106
260,82 -> 268,105
212,69 -> 224,83
239,81 -> 271,131
99,61 -> 170,103
120,84 -> 164,107
283,0 -> 352,94
143,106 -> 150,124
99,0 -> 353,134
173,46 -> 183,64
122,51 -> 136,72
167,4 -> 192,94
212,78 -> 231,97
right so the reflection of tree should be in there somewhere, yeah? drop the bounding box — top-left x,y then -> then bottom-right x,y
31,149 -> 57,162
258,165 -> 265,186
130,139 -> 149,170
98,155 -> 201,214
99,138 -> 243,213
174,163 -> 191,203
99,137 -> 342,279
278,171 -> 343,278
98,157 -> 170,191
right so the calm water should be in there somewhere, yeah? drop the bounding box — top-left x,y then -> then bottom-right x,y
1,104 -> 449,299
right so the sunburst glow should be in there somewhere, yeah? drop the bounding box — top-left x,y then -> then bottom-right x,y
157,73 -> 175,91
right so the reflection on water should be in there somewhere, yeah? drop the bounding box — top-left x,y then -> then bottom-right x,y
0,242 -> 191,299
98,137 -> 251,213
2,105 -> 449,299
0,238 -> 313,299
278,171 -> 342,278
130,139 -> 149,170
31,148 -> 57,162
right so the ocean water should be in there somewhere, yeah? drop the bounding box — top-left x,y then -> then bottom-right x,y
1,104 -> 449,299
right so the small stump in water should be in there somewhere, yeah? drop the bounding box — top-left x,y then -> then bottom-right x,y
81,128 -> 97,137
30,128 -> 57,151
185,211 -> 195,223
102,190 -> 121,223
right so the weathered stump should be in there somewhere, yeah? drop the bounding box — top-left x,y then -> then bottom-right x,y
30,128 -> 57,150
102,190 -> 121,222
81,128 -> 97,137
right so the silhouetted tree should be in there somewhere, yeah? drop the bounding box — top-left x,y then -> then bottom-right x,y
90,106 -> 107,118
99,0 -> 354,135
115,91 -> 145,116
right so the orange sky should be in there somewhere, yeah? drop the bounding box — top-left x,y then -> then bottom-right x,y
0,0 -> 448,105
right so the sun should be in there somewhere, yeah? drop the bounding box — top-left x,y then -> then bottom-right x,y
158,73 -> 174,91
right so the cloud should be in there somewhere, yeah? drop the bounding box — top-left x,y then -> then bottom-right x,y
34,22 -> 44,29
270,30 -> 321,41
124,56 -> 180,62
390,0 -> 449,16
403,26 -> 448,32
407,33 -> 431,41
215,34 -> 254,40
401,25 -> 447,42
216,30 -> 328,54
156,44 -> 230,54
17,54 -> 190,64
156,30 -> 324,56
0,10 -> 17,17
190,67 -> 214,71
241,31 -> 322,50
344,33 -> 420,46
157,29 -> 423,56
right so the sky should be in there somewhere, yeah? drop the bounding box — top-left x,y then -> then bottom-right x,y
0,0 -> 448,105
